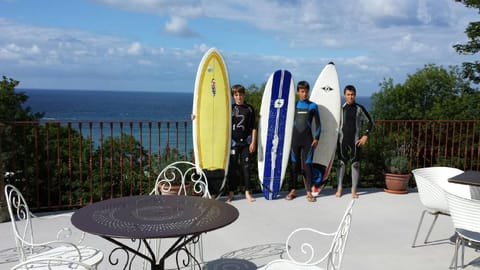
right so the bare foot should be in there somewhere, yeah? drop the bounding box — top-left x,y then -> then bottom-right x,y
245,191 -> 256,202
352,190 -> 359,198
335,189 -> 343,198
286,189 -> 297,200
226,192 -> 235,203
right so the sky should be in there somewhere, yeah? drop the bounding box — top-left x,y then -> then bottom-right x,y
0,0 -> 478,96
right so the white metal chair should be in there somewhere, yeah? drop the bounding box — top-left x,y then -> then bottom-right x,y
4,184 -> 103,269
144,161 -> 210,269
258,200 -> 355,270
10,257 -> 94,270
442,181 -> 480,270
411,167 -> 464,247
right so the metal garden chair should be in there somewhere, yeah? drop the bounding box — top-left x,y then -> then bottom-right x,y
258,199 -> 355,270
4,184 -> 103,269
10,257 -> 95,270
144,160 -> 210,269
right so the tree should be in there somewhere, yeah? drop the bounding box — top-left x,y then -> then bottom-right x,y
454,0 -> 480,83
370,64 -> 477,120
1,76 -> 44,214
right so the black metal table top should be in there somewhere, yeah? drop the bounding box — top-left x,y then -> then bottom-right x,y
448,170 -> 480,186
71,195 -> 239,239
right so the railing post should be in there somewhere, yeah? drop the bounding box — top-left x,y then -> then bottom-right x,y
0,122 -> 9,222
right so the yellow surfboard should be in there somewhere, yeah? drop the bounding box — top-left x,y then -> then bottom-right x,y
192,48 -> 230,194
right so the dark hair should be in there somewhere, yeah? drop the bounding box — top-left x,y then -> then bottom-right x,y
344,85 -> 356,95
297,81 -> 310,92
231,84 -> 245,96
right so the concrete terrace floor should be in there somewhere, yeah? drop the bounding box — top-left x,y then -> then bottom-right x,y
1,188 -> 479,270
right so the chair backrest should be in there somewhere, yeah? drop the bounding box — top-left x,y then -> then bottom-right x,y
412,167 -> 464,214
284,199 -> 355,270
444,190 -> 480,237
4,184 -> 35,261
11,257 -> 94,270
151,161 -> 211,198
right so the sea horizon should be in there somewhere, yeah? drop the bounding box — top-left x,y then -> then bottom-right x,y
21,88 -> 372,122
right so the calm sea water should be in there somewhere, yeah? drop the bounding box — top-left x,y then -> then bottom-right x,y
22,89 -> 371,122
23,89 -> 193,121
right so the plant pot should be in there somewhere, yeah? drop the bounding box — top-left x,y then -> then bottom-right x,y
384,173 -> 410,194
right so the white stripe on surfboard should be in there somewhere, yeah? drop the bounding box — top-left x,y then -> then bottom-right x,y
268,70 -> 287,199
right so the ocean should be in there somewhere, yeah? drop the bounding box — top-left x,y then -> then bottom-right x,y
22,89 -> 193,122
22,89 -> 372,122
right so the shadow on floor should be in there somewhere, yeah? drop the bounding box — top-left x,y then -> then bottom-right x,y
205,243 -> 286,269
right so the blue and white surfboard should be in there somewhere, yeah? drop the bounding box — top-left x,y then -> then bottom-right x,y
257,70 -> 295,200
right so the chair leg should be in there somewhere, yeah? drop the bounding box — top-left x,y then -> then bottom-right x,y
412,210 -> 427,247
453,236 -> 462,270
424,213 -> 439,244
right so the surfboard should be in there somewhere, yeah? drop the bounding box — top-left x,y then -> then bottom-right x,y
192,47 -> 231,196
309,62 -> 341,195
257,69 -> 295,200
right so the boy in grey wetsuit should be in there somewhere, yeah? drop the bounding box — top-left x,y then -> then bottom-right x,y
336,85 -> 374,198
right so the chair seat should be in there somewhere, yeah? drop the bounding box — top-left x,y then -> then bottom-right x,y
27,245 -> 103,267
11,257 -> 95,270
259,259 -> 323,270
456,229 -> 480,248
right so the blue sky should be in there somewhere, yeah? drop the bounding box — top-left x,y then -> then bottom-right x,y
1,0 -> 478,96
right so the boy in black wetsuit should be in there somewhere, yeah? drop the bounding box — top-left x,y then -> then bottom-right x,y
336,85 -> 374,198
286,81 -> 321,202
226,84 -> 257,202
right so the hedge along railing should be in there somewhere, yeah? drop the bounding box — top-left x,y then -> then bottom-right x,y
1,119 -> 480,210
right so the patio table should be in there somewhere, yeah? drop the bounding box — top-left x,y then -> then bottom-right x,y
448,170 -> 480,199
71,195 -> 239,270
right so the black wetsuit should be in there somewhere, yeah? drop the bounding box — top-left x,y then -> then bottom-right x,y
288,99 -> 321,191
227,103 -> 256,192
337,102 -> 373,163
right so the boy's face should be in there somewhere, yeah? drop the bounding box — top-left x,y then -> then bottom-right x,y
233,92 -> 245,105
297,87 -> 309,101
344,89 -> 356,105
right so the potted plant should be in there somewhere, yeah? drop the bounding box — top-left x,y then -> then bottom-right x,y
384,151 -> 411,194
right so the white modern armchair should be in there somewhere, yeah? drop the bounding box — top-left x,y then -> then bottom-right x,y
4,184 -> 103,269
442,180 -> 480,270
258,199 -> 355,270
411,167 -> 463,247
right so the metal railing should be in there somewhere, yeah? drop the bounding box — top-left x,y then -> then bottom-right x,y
1,119 -> 479,210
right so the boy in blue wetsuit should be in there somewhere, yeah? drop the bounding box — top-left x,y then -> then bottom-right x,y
336,85 -> 374,198
226,84 -> 257,202
286,81 -> 321,202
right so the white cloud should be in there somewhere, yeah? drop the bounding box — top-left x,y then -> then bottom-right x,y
127,42 -> 142,55
163,16 -> 198,37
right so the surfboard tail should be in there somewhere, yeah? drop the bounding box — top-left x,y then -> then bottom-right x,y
203,169 -> 226,196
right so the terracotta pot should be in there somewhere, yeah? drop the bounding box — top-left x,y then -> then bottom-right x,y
384,173 -> 411,194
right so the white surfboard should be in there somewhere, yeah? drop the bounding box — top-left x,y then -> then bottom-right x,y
192,48 -> 231,196
310,62 -> 341,193
257,69 -> 295,200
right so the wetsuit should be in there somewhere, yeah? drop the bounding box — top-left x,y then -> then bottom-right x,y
227,103 -> 256,192
337,102 -> 374,190
288,99 -> 321,191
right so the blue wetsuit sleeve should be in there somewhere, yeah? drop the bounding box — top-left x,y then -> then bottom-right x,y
312,103 -> 321,140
